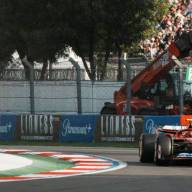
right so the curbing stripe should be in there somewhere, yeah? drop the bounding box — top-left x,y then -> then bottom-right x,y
67,158 -> 107,162
0,149 -> 127,182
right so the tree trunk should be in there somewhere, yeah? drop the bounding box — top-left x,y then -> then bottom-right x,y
74,41 -> 92,80
40,60 -> 48,80
78,50 -> 92,80
88,27 -> 96,81
117,47 -> 123,81
99,49 -> 110,80
17,48 -> 32,80
88,0 -> 96,81
89,50 -> 96,81
21,56 -> 34,81
23,64 -> 31,80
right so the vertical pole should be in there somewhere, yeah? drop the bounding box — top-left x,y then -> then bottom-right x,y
22,57 -> 35,114
22,56 -> 35,114
179,66 -> 184,115
123,54 -> 132,115
172,55 -> 183,115
30,68 -> 35,114
126,59 -> 132,115
48,60 -> 52,80
69,58 -> 82,114
123,53 -> 132,142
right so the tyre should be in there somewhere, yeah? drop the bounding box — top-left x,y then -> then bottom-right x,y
155,134 -> 172,166
139,134 -> 156,163
100,104 -> 117,115
138,108 -> 158,115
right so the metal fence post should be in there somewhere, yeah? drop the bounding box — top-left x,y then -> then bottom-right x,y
21,57 -> 35,114
122,54 -> 132,116
172,55 -> 183,115
69,58 -> 82,114
122,54 -> 133,142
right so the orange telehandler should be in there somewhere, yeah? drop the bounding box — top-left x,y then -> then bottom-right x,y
101,31 -> 192,115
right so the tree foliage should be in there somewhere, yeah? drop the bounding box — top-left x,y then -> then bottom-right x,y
0,0 -> 170,80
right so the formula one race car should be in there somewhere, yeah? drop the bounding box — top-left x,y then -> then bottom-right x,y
139,120 -> 192,165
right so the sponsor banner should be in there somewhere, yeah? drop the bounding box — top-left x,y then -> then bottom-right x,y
144,116 -> 180,134
19,114 -> 60,141
0,114 -> 16,141
180,115 -> 192,126
59,115 -> 97,142
95,115 -> 143,142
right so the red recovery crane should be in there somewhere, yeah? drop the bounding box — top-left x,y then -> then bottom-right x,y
101,31 -> 192,115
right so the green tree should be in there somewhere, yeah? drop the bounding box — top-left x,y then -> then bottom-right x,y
99,0 -> 170,80
0,0 -> 170,80
65,0 -> 170,80
0,0 -> 69,79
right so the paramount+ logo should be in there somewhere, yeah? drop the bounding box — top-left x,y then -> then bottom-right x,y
61,119 -> 92,136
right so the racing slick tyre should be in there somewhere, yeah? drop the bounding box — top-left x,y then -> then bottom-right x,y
139,134 -> 156,163
100,104 -> 117,115
155,134 -> 172,166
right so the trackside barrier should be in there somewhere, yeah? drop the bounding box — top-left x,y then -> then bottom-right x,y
17,114 -> 60,141
95,115 -> 143,143
59,115 -> 98,143
180,115 -> 192,125
0,114 -> 16,141
7,114 -> 98,142
2,114 -> 191,143
144,116 -> 180,133
144,115 -> 186,134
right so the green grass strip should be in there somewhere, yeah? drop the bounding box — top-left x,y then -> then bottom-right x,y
0,154 -> 73,176
0,141 -> 138,148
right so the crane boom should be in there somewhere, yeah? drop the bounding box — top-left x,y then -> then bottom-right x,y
101,31 -> 192,115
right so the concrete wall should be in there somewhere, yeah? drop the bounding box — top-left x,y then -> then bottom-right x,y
0,81 -> 124,114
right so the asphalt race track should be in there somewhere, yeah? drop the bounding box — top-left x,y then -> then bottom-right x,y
1,146 -> 192,192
